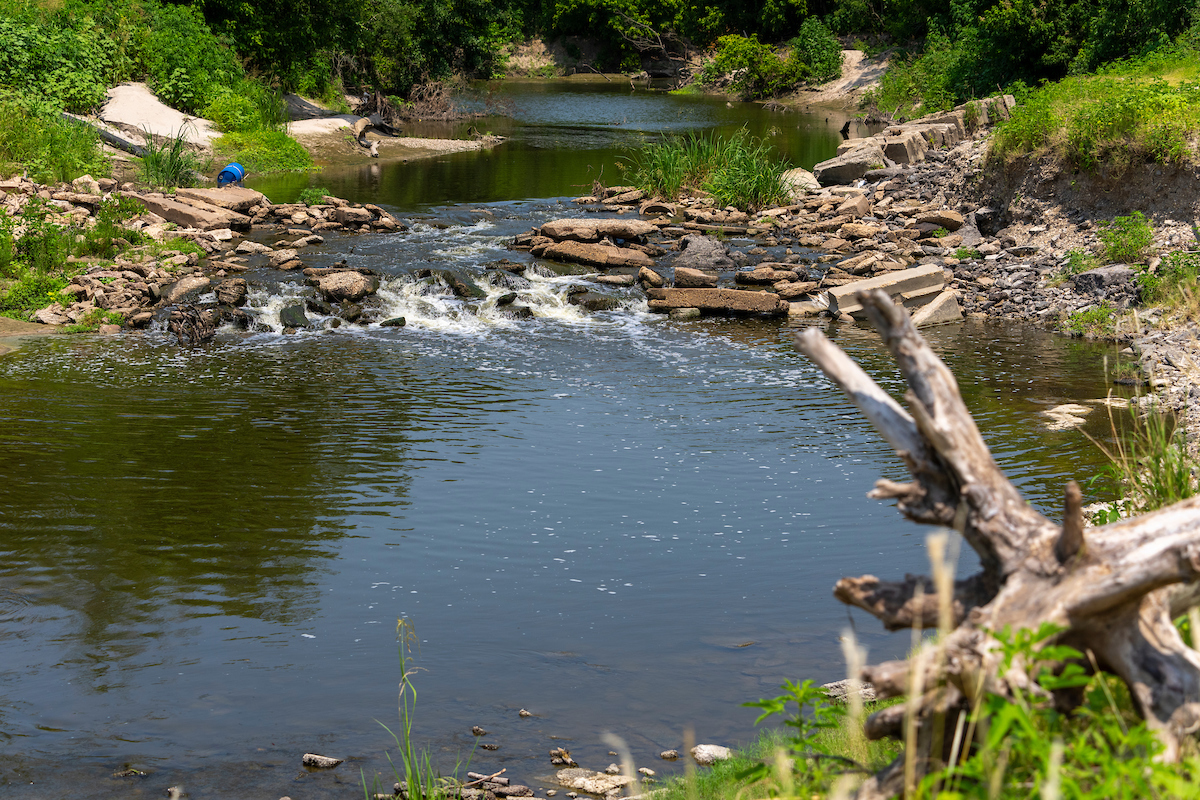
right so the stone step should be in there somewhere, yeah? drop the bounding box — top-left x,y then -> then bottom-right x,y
128,192 -> 251,232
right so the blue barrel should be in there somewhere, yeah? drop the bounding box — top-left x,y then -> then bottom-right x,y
217,162 -> 246,187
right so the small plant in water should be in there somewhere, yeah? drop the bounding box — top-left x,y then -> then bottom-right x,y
363,620 -> 470,800
298,186 -> 332,206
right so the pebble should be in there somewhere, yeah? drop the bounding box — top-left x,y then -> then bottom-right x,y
659,750 -> 679,760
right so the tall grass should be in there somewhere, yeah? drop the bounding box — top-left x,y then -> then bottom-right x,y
989,59 -> 1200,170
140,126 -> 204,188
0,99 -> 108,183
623,128 -> 790,210
1088,394 -> 1198,522
363,620 -> 469,800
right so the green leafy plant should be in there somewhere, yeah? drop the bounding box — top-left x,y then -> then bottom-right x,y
1098,211 -> 1154,263
0,98 -> 108,183
954,247 -> 982,260
1063,301 -> 1117,337
1138,250 -> 1200,306
75,195 -> 146,259
62,307 -> 123,333
213,130 -> 314,174
298,186 -> 333,206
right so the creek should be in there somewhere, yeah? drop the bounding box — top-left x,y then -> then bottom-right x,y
0,81 -> 1123,797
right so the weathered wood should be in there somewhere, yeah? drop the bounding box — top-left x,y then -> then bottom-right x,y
793,289 -> 1200,796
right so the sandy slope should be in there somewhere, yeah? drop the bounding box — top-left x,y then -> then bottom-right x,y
101,83 -> 220,145
791,50 -> 890,110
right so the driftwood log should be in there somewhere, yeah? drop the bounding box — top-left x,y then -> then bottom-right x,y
167,304 -> 218,345
794,289 -> 1200,798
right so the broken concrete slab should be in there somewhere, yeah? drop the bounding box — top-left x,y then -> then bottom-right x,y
825,264 -> 944,318
131,192 -> 251,232
813,144 -> 887,187
647,288 -> 788,316
909,288 -> 964,327
174,186 -> 266,214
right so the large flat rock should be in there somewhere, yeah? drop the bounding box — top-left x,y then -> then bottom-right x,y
542,241 -> 654,269
131,192 -> 252,232
540,219 -> 656,242
646,288 -> 787,315
175,186 -> 265,214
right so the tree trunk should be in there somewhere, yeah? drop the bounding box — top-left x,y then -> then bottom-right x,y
793,290 -> 1200,797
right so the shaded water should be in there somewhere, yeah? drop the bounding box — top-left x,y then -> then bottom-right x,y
0,83 -> 1126,798
256,79 -> 855,207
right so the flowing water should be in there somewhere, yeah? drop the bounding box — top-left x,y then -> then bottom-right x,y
0,83 -> 1125,798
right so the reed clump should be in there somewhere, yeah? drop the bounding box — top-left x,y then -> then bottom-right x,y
622,129 -> 791,210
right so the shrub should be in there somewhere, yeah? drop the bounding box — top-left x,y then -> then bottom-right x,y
134,2 -> 243,113
787,17 -> 843,85
1098,211 -> 1153,263
1063,301 -> 1117,337
1137,250 -> 1200,306
298,186 -> 333,205
0,98 -> 108,183
76,195 -> 146,259
213,130 -> 314,174
201,79 -> 288,133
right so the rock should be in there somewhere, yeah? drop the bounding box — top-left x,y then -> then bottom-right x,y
279,304 -> 310,329
540,219 -> 656,242
637,266 -> 665,288
734,266 -> 795,285
555,768 -> 634,795
605,764 -> 621,775
837,222 -> 885,241
910,288 -> 964,327
518,709 -> 532,717
335,206 -> 374,226
1072,265 -> 1135,299
659,750 -> 679,760
669,307 -> 701,320
380,317 -> 406,327
72,174 -> 101,195
690,745 -> 732,766
235,241 -> 272,255
472,726 -> 488,736
780,167 -> 820,198
824,264 -> 945,318
974,207 -> 1004,236
175,186 -> 266,214
637,768 -> 655,777
774,279 -> 820,300
822,679 -> 878,703
267,249 -> 300,268
812,144 -> 887,186
317,271 -> 379,303
161,276 -> 211,305
302,753 -> 343,769
549,747 -> 577,767
133,192 -> 251,232
647,288 -> 788,316
880,131 -> 928,164
214,278 -> 248,307
672,235 -> 734,272
569,291 -> 621,312
917,210 -> 965,231
98,323 -> 122,334
495,786 -> 533,797
836,194 -> 872,219
34,305 -> 70,325
593,273 -> 636,286
542,241 -> 654,270
674,267 -> 718,288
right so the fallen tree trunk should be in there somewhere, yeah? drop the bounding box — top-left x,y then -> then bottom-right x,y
62,113 -> 148,157
793,289 -> 1200,798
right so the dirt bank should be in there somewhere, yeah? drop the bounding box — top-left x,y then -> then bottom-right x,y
788,49 -> 890,112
